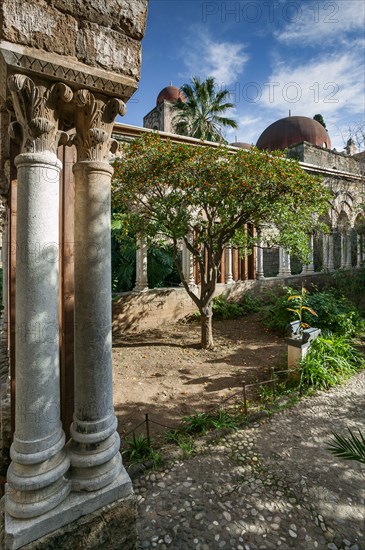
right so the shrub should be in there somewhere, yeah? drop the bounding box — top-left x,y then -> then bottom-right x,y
299,334 -> 364,390
264,287 -> 364,337
305,291 -> 363,337
212,293 -> 262,321
331,267 -> 365,313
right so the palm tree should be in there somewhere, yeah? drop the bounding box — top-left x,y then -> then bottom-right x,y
172,76 -> 238,142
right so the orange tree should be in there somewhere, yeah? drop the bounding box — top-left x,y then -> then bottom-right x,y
112,133 -> 331,349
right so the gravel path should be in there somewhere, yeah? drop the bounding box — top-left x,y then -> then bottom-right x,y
134,371 -> 365,550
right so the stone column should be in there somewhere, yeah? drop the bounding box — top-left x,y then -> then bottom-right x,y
357,234 -> 362,267
340,232 -> 346,268
302,234 -> 315,274
256,235 -> 265,280
134,237 -> 148,292
187,235 -> 195,287
226,244 -> 234,284
182,234 -> 195,287
69,90 -> 130,495
1,210 -> 9,331
345,232 -> 352,268
5,75 -> 72,519
322,233 -> 329,270
278,247 -> 291,277
327,232 -> 335,271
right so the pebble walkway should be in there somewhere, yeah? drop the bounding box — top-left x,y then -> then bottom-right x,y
134,371 -> 365,550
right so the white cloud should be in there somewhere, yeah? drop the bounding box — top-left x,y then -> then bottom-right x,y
225,52 -> 365,150
181,27 -> 249,86
260,53 -> 364,119
276,0 -> 365,45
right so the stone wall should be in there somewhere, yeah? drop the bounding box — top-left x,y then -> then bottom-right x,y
288,142 -> 361,174
111,274 -> 333,335
0,0 -> 146,78
0,0 -> 147,103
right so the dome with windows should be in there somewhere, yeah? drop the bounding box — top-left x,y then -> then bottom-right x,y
256,116 -> 331,150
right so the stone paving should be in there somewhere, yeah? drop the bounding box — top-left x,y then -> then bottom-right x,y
134,371 -> 365,550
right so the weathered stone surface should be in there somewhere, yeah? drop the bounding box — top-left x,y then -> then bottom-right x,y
2,494 -> 137,549
76,22 -> 141,79
0,0 -> 78,58
51,0 -> 148,40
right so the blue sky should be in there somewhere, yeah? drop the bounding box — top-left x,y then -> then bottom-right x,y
121,0 -> 365,150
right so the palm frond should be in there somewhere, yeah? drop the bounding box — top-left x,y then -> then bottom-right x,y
328,428 -> 365,464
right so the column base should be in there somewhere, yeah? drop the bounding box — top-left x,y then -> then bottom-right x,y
3,468 -> 133,549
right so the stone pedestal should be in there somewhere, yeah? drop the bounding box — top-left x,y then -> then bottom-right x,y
3,476 -> 135,549
287,327 -> 321,369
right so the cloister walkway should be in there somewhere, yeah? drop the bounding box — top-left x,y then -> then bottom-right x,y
134,370 -> 365,550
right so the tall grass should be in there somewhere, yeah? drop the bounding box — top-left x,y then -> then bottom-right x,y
300,334 -> 364,390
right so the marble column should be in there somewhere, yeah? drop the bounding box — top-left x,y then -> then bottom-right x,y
340,232 -> 346,268
327,232 -> 335,271
187,236 -> 195,287
226,245 -> 234,284
256,235 -> 264,280
345,232 -> 352,268
182,234 -> 195,287
5,75 -> 72,518
357,234 -> 362,267
302,234 -> 315,274
134,237 -> 148,292
69,90 -> 129,494
1,211 -> 8,332
278,247 -> 291,277
322,234 -> 329,270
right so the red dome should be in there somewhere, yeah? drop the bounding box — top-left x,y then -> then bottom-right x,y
156,85 -> 186,105
230,142 -> 252,149
256,116 -> 331,150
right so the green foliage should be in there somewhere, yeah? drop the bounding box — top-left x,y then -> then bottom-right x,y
208,408 -> 240,430
147,246 -> 180,289
111,233 -> 136,292
287,286 -> 317,330
313,114 -> 327,129
112,132 -> 331,348
305,291 -> 363,337
328,428 -> 365,464
164,430 -> 196,456
182,411 -> 212,434
172,76 -> 238,142
331,267 -> 365,313
264,286 -> 363,337
123,433 -> 161,468
263,287 -> 295,333
215,293 -> 263,319
299,334 -> 364,390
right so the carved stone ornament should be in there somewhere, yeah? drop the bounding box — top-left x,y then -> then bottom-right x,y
7,74 -> 73,154
70,89 -> 126,163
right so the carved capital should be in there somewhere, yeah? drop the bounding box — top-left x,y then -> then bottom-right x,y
7,75 -> 73,154
70,90 -> 126,163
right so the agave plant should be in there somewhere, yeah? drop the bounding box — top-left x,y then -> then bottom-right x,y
328,428 -> 365,464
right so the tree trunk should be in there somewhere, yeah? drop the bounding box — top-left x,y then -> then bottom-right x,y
201,306 -> 214,349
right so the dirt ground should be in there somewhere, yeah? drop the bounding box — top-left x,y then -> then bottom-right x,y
113,314 -> 287,439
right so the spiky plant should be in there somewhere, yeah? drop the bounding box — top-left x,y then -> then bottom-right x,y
328,428 -> 365,464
